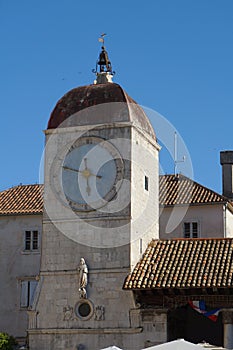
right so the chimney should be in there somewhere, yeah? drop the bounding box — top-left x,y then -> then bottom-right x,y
220,151 -> 233,199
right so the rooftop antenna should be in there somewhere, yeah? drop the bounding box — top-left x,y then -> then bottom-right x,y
174,131 -> 185,175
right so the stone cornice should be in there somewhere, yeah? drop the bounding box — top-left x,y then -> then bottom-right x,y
28,327 -> 142,335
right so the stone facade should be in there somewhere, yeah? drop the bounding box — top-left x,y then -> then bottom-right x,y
28,118 -> 161,349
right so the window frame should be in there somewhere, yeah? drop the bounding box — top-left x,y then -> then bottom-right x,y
24,230 -> 40,252
183,221 -> 199,238
20,279 -> 38,309
144,175 -> 149,191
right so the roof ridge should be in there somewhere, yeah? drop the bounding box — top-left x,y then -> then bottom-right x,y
159,173 -> 230,205
0,183 -> 43,193
151,237 -> 233,242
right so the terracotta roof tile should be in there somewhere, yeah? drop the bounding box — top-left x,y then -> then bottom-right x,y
159,174 -> 230,206
0,174 -> 228,216
123,238 -> 233,290
0,184 -> 43,215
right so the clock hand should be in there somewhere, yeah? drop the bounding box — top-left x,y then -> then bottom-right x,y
63,165 -> 81,173
82,158 -> 91,178
81,169 -> 102,179
82,158 -> 102,179
86,177 -> 91,196
63,165 -> 102,179
84,158 -> 88,169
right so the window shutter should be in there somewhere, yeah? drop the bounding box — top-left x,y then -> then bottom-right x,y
192,222 -> 198,238
20,281 -> 28,307
184,223 -> 191,238
29,280 -> 38,307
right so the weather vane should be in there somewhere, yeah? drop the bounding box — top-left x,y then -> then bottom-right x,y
98,33 -> 107,47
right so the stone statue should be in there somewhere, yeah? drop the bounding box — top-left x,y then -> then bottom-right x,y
78,258 -> 88,299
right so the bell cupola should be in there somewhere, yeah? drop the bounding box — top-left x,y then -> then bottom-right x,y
93,33 -> 115,84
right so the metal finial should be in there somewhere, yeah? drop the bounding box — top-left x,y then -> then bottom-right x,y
92,34 -> 115,76
98,33 -> 107,46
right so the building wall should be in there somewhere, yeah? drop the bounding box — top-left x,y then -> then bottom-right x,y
131,127 -> 160,268
28,122 -> 162,350
28,308 -> 167,350
0,214 -> 41,338
225,207 -> 233,237
159,204 -> 225,239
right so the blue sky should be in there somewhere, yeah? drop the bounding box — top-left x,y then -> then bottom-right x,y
0,0 -> 232,193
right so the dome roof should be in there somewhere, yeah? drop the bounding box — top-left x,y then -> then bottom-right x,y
47,82 -> 156,140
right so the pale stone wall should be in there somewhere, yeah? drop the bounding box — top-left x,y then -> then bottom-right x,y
29,122 -> 163,350
225,207 -> 233,237
159,204 -> 225,238
131,128 -> 160,268
29,308 -> 167,350
41,221 -> 131,271
33,269 -> 135,329
0,214 -> 41,338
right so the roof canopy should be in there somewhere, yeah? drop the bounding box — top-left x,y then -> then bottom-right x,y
124,238 -> 233,292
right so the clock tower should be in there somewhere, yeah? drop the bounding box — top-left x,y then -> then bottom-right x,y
28,42 -> 160,350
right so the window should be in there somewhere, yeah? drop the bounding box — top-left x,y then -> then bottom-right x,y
24,230 -> 39,251
139,238 -> 143,254
145,176 -> 149,191
20,280 -> 38,308
184,222 -> 198,238
75,300 -> 94,320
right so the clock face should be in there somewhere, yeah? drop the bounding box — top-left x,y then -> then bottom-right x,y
61,137 -> 124,211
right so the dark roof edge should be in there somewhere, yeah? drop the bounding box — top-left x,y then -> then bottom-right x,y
160,174 -> 232,204
0,212 -> 43,217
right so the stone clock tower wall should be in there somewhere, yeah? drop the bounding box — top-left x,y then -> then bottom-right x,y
131,126 -> 160,269
28,74 -> 162,349
41,124 -> 133,271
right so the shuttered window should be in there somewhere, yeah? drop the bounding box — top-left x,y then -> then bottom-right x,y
20,280 -> 38,308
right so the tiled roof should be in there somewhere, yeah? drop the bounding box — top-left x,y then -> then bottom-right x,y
0,174 -> 230,215
123,238 -> 233,290
0,184 -> 43,215
159,174 -> 229,206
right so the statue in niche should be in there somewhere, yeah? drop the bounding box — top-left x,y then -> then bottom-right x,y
78,258 -> 88,299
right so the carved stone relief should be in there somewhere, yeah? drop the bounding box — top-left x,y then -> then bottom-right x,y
63,305 -> 74,321
94,305 -> 105,321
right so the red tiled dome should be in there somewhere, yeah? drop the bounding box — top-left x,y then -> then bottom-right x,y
47,82 -> 156,140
